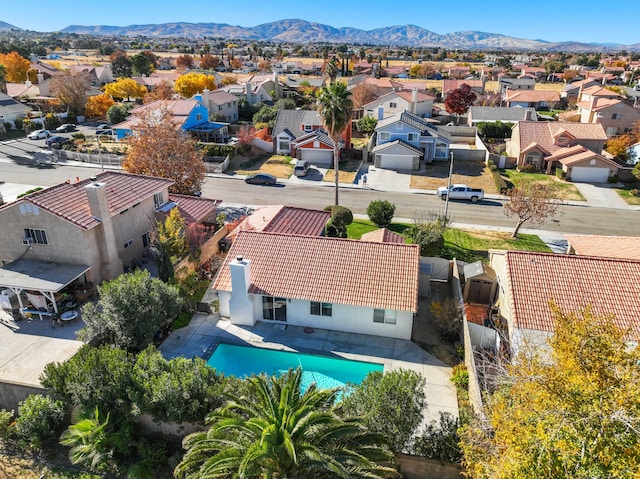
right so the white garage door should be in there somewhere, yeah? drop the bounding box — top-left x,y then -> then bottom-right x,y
380,154 -> 414,170
301,148 -> 333,166
571,166 -> 609,183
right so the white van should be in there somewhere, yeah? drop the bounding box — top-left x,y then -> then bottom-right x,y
293,160 -> 310,177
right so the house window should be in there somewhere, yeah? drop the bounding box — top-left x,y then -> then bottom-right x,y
154,192 -> 164,207
389,102 -> 397,108
23,228 -> 48,245
142,232 -> 150,248
123,239 -> 133,249
310,301 -> 332,317
196,113 -> 202,121
379,132 -> 390,141
525,152 -> 541,167
304,125 -> 313,132
556,135 -> 568,146
278,139 -> 290,151
373,309 -> 396,324
218,105 -> 222,111
408,133 -> 418,142
262,296 -> 287,321
612,113 -> 621,120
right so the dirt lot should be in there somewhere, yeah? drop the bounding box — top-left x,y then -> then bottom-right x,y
410,160 -> 497,193
225,153 -> 294,178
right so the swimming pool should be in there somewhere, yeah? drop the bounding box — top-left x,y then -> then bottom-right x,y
207,343 -> 383,391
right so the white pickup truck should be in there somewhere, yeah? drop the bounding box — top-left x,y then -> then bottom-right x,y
437,184 -> 484,203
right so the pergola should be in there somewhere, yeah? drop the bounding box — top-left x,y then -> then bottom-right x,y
0,259 -> 90,316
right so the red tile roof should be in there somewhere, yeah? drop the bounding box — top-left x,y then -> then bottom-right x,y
565,234 -> 640,260
361,228 -> 405,244
230,205 -> 330,239
513,121 -> 607,157
6,172 -> 173,230
165,194 -> 219,224
506,90 -> 560,103
213,231 -> 420,312
504,251 -> 640,338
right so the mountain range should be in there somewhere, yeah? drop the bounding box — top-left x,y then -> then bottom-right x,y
3,18 -> 639,51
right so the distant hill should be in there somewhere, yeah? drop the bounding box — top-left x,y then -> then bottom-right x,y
1,18 -> 632,51
0,21 -> 21,32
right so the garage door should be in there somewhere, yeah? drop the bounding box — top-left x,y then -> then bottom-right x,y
380,154 -> 414,170
570,166 -> 609,183
300,148 -> 333,166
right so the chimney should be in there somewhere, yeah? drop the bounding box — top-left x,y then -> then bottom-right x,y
194,93 -> 203,104
202,89 -> 210,109
377,105 -> 384,120
228,256 -> 255,326
411,87 -> 418,114
245,81 -> 253,104
589,96 -> 597,111
273,71 -> 281,98
84,180 -> 123,281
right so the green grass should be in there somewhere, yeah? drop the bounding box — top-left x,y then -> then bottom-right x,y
614,183 -> 640,205
347,219 -> 412,239
501,169 -> 585,201
441,229 -> 552,263
0,130 -> 27,140
172,277 -> 210,331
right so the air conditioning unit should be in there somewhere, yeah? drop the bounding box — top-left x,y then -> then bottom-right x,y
23,238 -> 32,245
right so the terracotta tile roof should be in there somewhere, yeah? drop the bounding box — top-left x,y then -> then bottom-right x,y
7,171 -> 173,230
504,251 -> 640,338
565,234 -> 640,260
164,194 -> 219,224
361,228 -> 405,244
130,98 -> 200,118
395,90 -> 436,102
558,150 -> 619,168
577,98 -> 638,113
506,90 -> 560,102
230,205 -> 330,239
544,145 -> 587,161
208,90 -> 238,104
213,231 -> 419,312
580,85 -> 623,98
513,121 -> 607,156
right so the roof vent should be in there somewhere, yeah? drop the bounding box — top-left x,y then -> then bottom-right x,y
89,176 -> 97,181
236,256 -> 243,262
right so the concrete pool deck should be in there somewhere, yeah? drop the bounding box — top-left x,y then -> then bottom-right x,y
159,312 -> 459,423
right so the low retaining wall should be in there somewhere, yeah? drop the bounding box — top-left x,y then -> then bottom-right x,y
54,149 -> 123,167
398,454 -> 463,479
0,380 -> 46,411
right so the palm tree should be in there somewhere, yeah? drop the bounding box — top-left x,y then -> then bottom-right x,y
175,368 -> 398,479
59,407 -> 113,471
317,82 -> 353,206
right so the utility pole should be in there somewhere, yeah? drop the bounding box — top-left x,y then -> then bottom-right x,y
444,151 -> 454,220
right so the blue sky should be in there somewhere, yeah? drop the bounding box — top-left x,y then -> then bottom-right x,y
2,0 -> 639,45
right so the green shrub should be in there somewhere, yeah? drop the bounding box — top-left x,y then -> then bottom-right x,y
489,163 -> 497,172
15,394 -> 65,448
414,412 -> 463,463
71,131 -> 85,140
556,168 -> 566,179
630,189 -> 640,197
607,175 -> 619,183
451,364 -> 469,389
519,164 -> 538,173
477,121 -> 512,139
324,219 -> 346,238
200,143 -> 236,157
17,187 -> 43,198
0,409 -> 15,443
490,169 -> 508,194
366,199 -> 396,227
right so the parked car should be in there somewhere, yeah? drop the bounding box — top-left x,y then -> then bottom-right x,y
45,135 -> 70,149
96,129 -> 116,139
55,123 -> 76,133
245,173 -> 277,185
96,124 -> 111,130
27,129 -> 51,140
293,160 -> 311,177
437,184 -> 485,203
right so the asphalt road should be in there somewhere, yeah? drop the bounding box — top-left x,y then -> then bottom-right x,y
0,155 -> 638,237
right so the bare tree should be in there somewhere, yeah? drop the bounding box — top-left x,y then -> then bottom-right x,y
50,72 -> 93,115
503,183 -> 562,238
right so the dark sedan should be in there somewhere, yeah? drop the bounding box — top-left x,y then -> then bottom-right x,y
55,123 -> 76,133
244,173 -> 277,185
45,135 -> 70,149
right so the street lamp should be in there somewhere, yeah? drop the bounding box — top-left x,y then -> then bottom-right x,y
444,150 -> 454,219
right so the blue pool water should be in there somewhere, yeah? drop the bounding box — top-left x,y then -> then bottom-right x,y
207,343 -> 383,390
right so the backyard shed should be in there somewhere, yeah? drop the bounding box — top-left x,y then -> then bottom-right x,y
463,261 -> 497,305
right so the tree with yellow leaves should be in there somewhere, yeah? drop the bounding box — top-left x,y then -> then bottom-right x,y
84,94 -> 115,119
174,72 -> 217,99
122,108 -> 205,196
104,78 -> 147,101
460,304 -> 640,479
0,52 -> 31,83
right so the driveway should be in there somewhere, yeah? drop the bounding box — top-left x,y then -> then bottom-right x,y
366,166 -> 412,192
572,182 -> 630,209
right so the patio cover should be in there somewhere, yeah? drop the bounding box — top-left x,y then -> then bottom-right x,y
0,259 -> 90,314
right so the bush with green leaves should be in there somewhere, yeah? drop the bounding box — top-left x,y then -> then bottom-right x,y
409,215 -> 448,256
324,205 -> 354,238
414,412 -> 463,463
15,394 -> 65,448
367,199 -> 396,227
0,409 -> 15,444
477,121 -> 512,139
356,116 -> 378,135
340,369 -> 426,453
79,269 -> 182,350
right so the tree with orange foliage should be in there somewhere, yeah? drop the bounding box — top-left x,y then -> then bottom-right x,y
199,54 -> 219,71
257,59 -> 271,72
174,72 -> 217,98
85,94 -> 115,118
176,54 -> 194,72
104,78 -> 147,101
220,76 -> 237,86
122,108 -> 205,196
230,58 -> 243,70
0,52 -> 31,82
143,80 -> 175,103
605,134 -> 633,160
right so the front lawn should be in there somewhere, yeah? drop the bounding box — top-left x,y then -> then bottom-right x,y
226,154 -> 294,178
323,158 -> 361,184
615,183 -> 640,205
347,219 -> 412,239
501,169 -> 585,201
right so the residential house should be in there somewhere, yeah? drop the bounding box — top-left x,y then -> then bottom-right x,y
499,77 -> 535,96
584,71 -> 619,85
504,90 -> 560,109
213,230 -> 420,340
371,110 -> 452,170
0,92 -> 31,128
289,129 -> 338,166
202,89 -> 239,123
228,205 -> 330,242
519,66 -> 546,81
347,76 -> 404,97
70,65 -> 113,86
113,95 -> 229,142
506,121 -> 611,181
245,73 -> 284,99
489,250 -> 640,355
627,141 -> 640,164
543,145 -> 620,182
467,106 -> 537,126
446,65 -> 471,79
575,97 -> 640,137
560,78 -> 600,101
360,228 -> 405,244
577,85 -> 623,104
363,87 -> 435,119
565,234 -> 640,260
442,79 -> 485,99
219,81 -> 272,106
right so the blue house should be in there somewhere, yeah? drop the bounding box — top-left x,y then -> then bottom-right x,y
113,94 -> 229,142
371,110 -> 452,171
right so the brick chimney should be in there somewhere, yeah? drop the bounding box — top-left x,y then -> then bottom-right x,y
228,256 -> 255,326
84,178 -> 123,281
